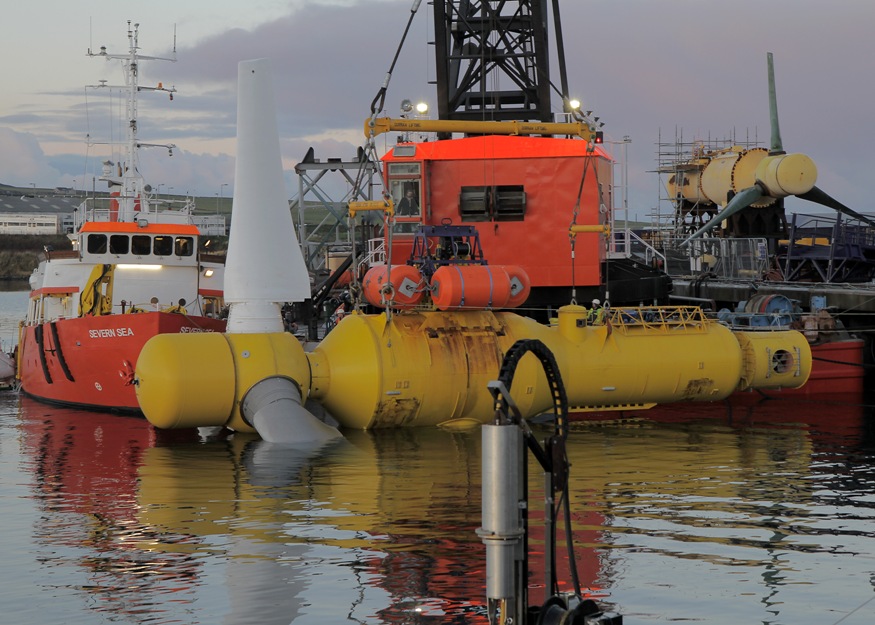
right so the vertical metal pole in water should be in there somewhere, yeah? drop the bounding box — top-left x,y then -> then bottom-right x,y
479,423 -> 525,625
543,469 -> 554,594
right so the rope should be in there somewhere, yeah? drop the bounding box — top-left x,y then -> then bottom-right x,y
590,155 -> 610,304
568,155 -> 592,305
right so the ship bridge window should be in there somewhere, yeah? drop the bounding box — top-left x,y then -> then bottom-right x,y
132,235 -> 151,255
110,234 -> 129,255
153,235 -> 173,256
175,236 -> 194,256
87,234 -> 107,254
459,185 -> 527,222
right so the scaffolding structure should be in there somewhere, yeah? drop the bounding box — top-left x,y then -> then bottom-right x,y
653,127 -> 763,241
290,147 -> 380,279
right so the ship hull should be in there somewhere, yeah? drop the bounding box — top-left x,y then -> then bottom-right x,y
18,312 -> 225,414
776,337 -> 865,397
571,336 -> 865,422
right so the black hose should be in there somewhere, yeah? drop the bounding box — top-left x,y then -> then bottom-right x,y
493,339 -> 582,598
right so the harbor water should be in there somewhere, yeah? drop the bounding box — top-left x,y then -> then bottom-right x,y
1,287 -> 874,624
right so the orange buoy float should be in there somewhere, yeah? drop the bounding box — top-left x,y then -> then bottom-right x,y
363,265 -> 425,309
503,265 -> 531,308
430,264 -> 515,310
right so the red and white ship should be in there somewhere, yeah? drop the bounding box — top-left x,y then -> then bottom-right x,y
16,23 -> 226,413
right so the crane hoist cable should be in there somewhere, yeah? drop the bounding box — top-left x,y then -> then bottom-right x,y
368,0 -> 422,121
568,147 -> 611,307
348,0 -> 422,321
568,153 -> 593,305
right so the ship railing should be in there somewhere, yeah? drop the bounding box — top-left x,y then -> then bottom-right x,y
780,212 -> 875,283
73,199 -> 112,229
663,237 -> 770,280
364,237 -> 387,266
191,214 -> 228,237
604,305 -> 709,333
784,209 -> 875,247
614,226 -> 667,267
74,196 -> 199,231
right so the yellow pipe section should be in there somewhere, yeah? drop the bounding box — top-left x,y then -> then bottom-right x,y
135,305 -> 811,432
365,117 -> 596,141
136,331 -> 311,433
569,224 -> 610,235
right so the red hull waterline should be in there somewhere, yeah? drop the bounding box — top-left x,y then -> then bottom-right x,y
778,338 -> 866,398
18,312 -> 225,414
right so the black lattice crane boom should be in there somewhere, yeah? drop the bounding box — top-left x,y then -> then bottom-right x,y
432,1 -> 571,129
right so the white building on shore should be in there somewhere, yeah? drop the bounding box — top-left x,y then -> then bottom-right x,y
0,189 -> 227,236
0,193 -> 78,235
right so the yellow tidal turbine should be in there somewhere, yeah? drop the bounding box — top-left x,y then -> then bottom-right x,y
136,58 -> 341,446
133,58 -> 812,443
136,304 -> 811,434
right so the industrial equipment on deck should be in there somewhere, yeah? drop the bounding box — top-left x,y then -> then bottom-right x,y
481,339 -> 622,625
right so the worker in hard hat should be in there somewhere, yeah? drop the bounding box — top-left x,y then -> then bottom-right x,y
588,298 -> 605,324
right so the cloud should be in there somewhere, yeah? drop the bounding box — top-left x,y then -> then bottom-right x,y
2,0 -> 874,217
163,2 -> 415,139
0,128 -> 63,187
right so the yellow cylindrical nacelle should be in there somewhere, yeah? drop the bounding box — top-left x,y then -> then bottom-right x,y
135,332 -> 237,429
754,152 -> 817,197
136,331 -> 311,432
503,311 -> 746,412
307,307 -> 811,429
666,167 -> 708,205
733,330 -> 812,391
136,307 -> 812,432
308,310 -> 514,429
699,147 -> 775,208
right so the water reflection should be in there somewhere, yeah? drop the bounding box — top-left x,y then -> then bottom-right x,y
565,395 -> 875,623
10,393 -> 875,624
16,397 -> 491,624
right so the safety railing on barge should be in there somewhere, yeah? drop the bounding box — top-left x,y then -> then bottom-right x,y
600,305 -> 710,334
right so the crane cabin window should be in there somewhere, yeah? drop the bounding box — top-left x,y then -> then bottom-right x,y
388,162 -> 422,234
459,185 -> 526,222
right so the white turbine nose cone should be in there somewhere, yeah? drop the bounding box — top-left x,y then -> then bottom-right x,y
225,58 -> 311,334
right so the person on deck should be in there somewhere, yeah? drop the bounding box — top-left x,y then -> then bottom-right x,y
588,298 -> 605,324
396,189 -> 419,216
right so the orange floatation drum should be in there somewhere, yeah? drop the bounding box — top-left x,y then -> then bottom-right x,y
363,265 -> 425,309
430,264 -> 530,310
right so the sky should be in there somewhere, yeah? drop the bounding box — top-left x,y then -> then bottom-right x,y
1,0 -> 874,220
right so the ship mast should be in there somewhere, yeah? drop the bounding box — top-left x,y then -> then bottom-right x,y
87,21 -> 178,222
